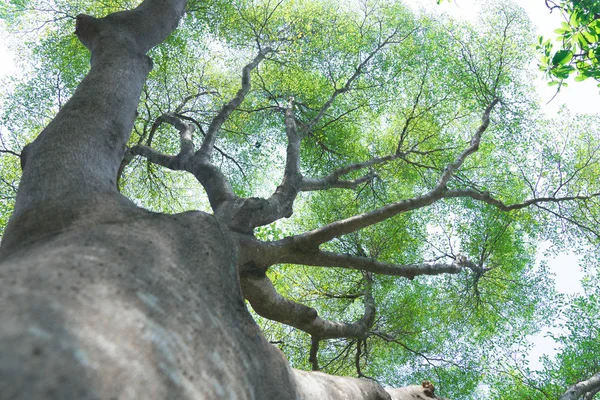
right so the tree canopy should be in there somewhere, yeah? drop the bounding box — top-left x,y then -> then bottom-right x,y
539,0 -> 600,87
0,0 -> 599,399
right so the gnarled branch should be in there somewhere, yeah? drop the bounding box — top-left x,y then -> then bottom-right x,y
240,273 -> 375,340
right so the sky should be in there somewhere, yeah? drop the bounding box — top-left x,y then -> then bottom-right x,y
0,0 -> 596,374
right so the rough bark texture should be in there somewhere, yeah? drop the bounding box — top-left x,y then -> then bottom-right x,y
0,195 -> 296,399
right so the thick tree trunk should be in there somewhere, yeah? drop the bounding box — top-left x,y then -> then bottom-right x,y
0,0 -> 293,398
0,195 -> 297,399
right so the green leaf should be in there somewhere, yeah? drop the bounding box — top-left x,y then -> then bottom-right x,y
552,50 -> 573,66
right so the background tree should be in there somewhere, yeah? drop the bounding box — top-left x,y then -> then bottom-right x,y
539,0 -> 600,87
487,265 -> 600,399
0,0 -> 599,399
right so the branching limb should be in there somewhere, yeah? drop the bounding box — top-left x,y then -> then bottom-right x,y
445,188 -> 600,211
287,100 -> 500,246
237,235 -> 465,279
288,189 -> 445,247
197,47 -> 272,161
300,146 -> 454,192
130,112 -> 237,210
240,273 -> 375,340
303,28 -> 417,134
560,372 -> 600,400
129,145 -> 181,170
0,149 -> 21,158
437,98 -> 499,189
161,113 -> 195,157
210,98 -> 304,232
129,112 -> 195,170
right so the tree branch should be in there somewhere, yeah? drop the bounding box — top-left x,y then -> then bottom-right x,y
301,172 -> 376,191
437,98 -> 499,189
445,188 -> 600,211
240,273 -> 375,340
237,235 -> 465,279
197,47 -> 272,161
302,28 -> 417,134
129,145 -> 181,170
309,336 -> 320,371
560,372 -> 600,400
285,100 -> 500,246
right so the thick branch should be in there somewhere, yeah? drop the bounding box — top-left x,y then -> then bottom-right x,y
222,99 -> 304,232
131,111 -> 238,211
238,235 -> 464,279
309,336 -> 320,371
11,0 -> 188,219
301,173 -> 375,191
100,0 -> 187,53
240,274 -> 375,340
560,372 -> 600,400
256,99 -> 303,219
291,189 -> 445,247
129,145 -> 181,170
161,113 -> 195,157
284,100 -> 500,246
437,98 -> 499,188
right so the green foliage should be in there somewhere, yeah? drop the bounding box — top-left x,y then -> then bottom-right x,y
487,268 -> 600,399
538,0 -> 600,87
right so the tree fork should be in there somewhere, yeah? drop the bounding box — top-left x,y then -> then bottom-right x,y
2,0 -> 188,254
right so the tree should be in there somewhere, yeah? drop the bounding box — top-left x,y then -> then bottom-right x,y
488,266 -> 600,400
0,0 -> 599,399
539,0 -> 600,87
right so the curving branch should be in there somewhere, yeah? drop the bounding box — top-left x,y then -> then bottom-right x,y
445,188 -> 600,212
240,273 -> 375,340
218,29 -> 418,232
309,336 -> 320,371
299,146 -> 455,192
437,98 -> 499,189
301,172 -> 376,191
129,144 -> 181,170
230,98 -> 304,231
130,112 -> 237,210
560,372 -> 600,400
285,100 -> 500,247
302,28 -> 418,134
197,47 -> 272,161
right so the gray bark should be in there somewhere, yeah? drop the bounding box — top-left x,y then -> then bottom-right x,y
560,373 -> 600,400
0,198 -> 296,399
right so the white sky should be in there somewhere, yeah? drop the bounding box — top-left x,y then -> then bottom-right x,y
0,0 -> 595,375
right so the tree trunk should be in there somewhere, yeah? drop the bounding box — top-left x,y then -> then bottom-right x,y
0,195 -> 297,399
0,0 -> 293,398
